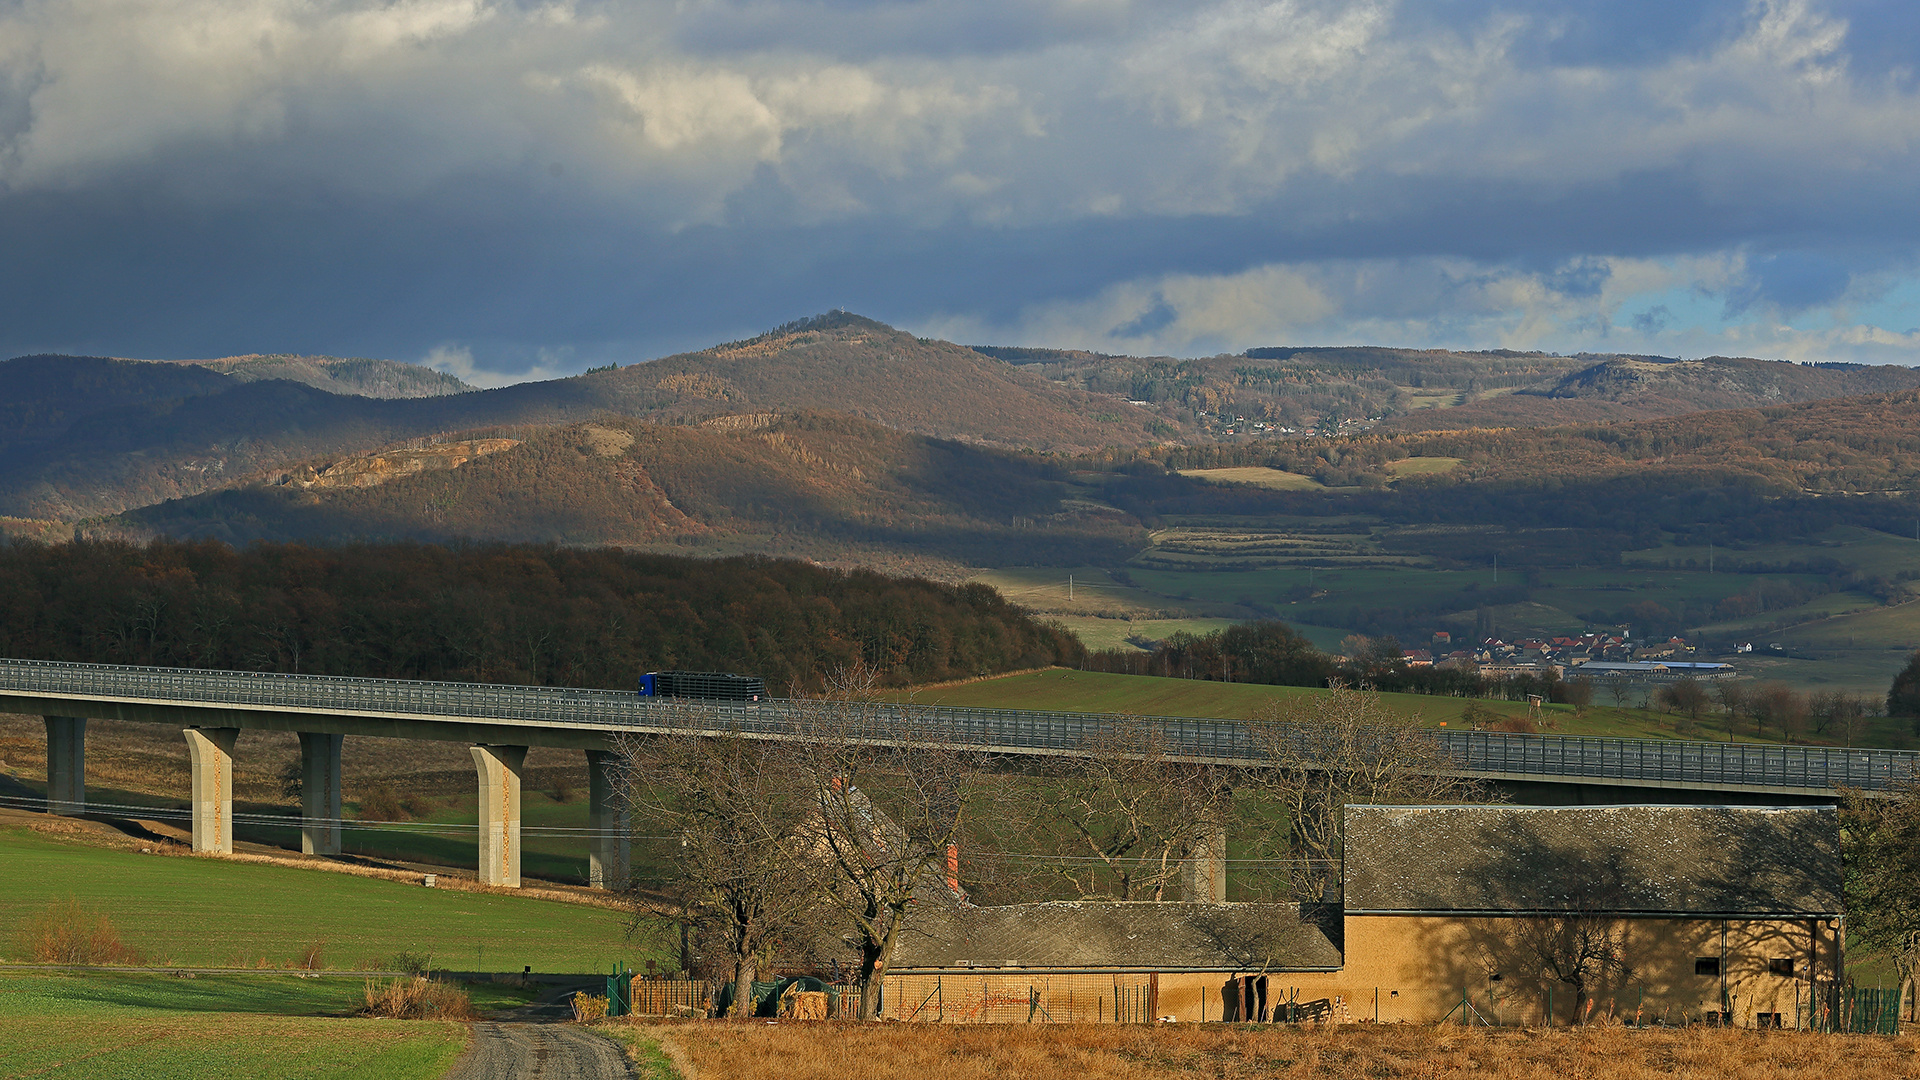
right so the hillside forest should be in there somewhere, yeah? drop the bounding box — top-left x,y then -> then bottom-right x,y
0,541 -> 1083,691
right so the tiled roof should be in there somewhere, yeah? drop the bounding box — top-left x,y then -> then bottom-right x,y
1343,804 -> 1841,917
892,900 -> 1343,972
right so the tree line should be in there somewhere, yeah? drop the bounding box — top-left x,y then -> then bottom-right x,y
0,538 -> 1083,691
1080,621 -> 1577,706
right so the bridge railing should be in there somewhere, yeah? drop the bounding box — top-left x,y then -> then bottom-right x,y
0,658 -> 1913,792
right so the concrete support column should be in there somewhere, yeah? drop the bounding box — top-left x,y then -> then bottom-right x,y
298,732 -> 343,856
1183,820 -> 1228,904
184,728 -> 240,854
43,716 -> 86,816
586,750 -> 630,890
472,745 -> 527,888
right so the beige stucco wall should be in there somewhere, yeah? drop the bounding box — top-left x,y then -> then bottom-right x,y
1336,914 -> 1839,1026
883,913 -> 1840,1027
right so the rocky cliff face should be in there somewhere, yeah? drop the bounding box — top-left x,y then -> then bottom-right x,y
269,439 -> 520,489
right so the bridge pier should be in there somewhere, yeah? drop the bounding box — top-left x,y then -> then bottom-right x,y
1183,820 -> 1228,903
43,716 -> 85,816
472,745 -> 527,887
298,732 -> 343,856
586,750 -> 630,890
184,727 -> 240,854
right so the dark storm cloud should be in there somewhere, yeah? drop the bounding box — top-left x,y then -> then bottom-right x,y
0,0 -> 1916,368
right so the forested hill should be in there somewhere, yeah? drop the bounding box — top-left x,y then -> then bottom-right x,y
1121,388 -> 1920,559
173,354 -> 474,398
0,541 -> 1083,691
0,314 -> 1168,520
1379,355 -> 1920,432
112,412 -> 1146,570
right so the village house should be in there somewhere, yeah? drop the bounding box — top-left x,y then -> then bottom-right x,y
882,804 -> 1841,1027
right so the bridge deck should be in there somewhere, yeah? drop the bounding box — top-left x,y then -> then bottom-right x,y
0,658 -> 1912,795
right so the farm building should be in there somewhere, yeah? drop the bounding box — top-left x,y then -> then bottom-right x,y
879,803 -> 1843,1026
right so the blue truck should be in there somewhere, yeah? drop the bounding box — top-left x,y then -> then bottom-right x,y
637,671 -> 768,701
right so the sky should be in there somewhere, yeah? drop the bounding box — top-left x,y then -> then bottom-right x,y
3,0 -> 1919,384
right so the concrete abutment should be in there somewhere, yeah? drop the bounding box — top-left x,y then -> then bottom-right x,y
298,732 -> 343,856
184,727 -> 240,854
472,744 -> 527,887
586,749 -> 630,890
42,715 -> 85,816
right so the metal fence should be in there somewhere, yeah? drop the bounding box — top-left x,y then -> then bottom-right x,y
883,973 -> 1154,1023
0,657 -> 1913,793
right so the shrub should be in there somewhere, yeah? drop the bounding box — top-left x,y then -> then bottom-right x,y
15,898 -> 145,965
357,783 -> 408,821
388,950 -> 433,975
572,992 -> 609,1022
362,976 -> 475,1019
297,940 -> 325,970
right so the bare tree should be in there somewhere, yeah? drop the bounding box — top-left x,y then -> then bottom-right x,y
1751,682 -> 1807,741
1841,781 -> 1920,1014
1510,904 -> 1633,1023
1027,721 -> 1234,901
787,668 -> 989,1021
1714,680 -> 1748,739
1655,679 -> 1711,730
1243,685 -> 1489,901
615,709 -> 824,1020
1563,677 -> 1595,715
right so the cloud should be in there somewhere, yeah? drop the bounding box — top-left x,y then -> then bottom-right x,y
423,342 -> 572,388
0,0 -> 1915,375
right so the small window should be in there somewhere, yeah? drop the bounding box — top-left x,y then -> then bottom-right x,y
1756,1012 -> 1783,1028
1768,957 -> 1795,976
1695,957 -> 1721,976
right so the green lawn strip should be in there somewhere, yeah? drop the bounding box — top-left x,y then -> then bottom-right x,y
0,827 -> 656,973
0,972 -> 467,1080
595,1023 -> 683,1080
2,784 -> 596,884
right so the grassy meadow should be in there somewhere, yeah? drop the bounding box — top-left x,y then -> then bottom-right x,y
0,825 -> 656,973
611,1020 -> 1919,1080
0,970 -> 545,1079
900,668 -> 1920,748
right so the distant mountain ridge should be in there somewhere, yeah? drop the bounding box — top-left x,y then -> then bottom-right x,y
0,314 -> 1170,520
8,314 -> 1920,529
1374,354 -> 1920,432
168,354 -> 475,398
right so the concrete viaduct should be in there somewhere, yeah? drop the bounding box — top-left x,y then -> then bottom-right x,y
4,658 -> 1915,892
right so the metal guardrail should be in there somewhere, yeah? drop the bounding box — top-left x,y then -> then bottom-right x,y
0,657 -> 1912,792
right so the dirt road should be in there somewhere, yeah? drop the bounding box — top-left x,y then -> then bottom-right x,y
445,1021 -> 634,1080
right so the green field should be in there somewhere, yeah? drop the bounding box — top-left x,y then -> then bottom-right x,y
0,827 -> 660,973
0,972 -> 484,1079
906,669 -> 1686,738
975,518 -> 1920,705
902,668 -> 1919,747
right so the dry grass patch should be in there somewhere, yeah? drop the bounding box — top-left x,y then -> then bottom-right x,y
13,897 -> 145,965
361,977 -> 476,1020
634,1022 -> 1917,1080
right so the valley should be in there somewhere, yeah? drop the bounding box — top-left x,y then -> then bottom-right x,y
6,314 -> 1920,735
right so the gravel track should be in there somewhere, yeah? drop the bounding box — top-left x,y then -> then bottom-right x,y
446,1021 -> 635,1080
